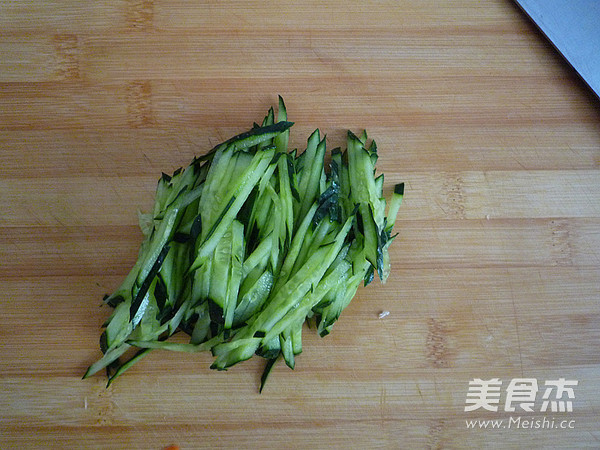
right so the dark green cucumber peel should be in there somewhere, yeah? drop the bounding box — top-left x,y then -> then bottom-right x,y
84,97 -> 404,391
193,120 -> 294,163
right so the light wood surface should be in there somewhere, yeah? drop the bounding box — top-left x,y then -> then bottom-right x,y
1,0 -> 599,448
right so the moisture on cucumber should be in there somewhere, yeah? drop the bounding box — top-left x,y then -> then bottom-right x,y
84,96 -> 404,391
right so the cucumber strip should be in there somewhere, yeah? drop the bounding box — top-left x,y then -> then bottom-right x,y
296,129 -> 319,195
271,203 -> 318,295
257,107 -> 275,151
138,210 -> 154,238
130,246 -> 170,325
385,183 -> 404,232
348,132 -> 384,212
103,257 -> 141,307
248,212 -> 354,335
130,279 -> 155,331
259,183 -> 284,270
273,96 -> 289,154
192,159 -> 211,189
167,295 -> 191,335
199,196 -> 236,256
291,320 -> 303,355
136,184 -> 203,288
319,165 -> 327,194
277,154 -> 294,249
359,129 -> 367,144
240,244 -> 330,338
257,159 -> 279,199
369,138 -> 377,153
289,219 -> 332,278
347,133 -> 386,227
379,243 -> 392,283
187,301 -> 210,344
223,220 -> 245,329
338,150 -> 352,218
313,184 -> 341,226
129,335 -> 221,353
363,264 -> 375,287
233,269 -> 274,325
295,149 -> 305,177
106,348 -> 152,387
175,196 -> 202,236
191,255 -> 211,304
259,356 -> 280,393
317,267 -> 365,337
230,152 -> 256,185
277,95 -> 287,120
194,121 -> 294,162
163,164 -> 200,209
207,157 -> 238,221
263,256 -> 351,343
210,337 -> 262,370
256,335 -> 281,360
370,150 -> 379,167
190,147 -> 275,270
83,343 -> 131,379
347,136 -> 380,271
268,224 -> 281,274
153,175 -> 170,219
208,226 -> 233,310
103,300 -> 134,349
263,107 -> 275,126
374,173 -> 384,197
241,234 -> 273,277
280,331 -> 295,369
296,135 -> 326,227
130,292 -> 169,342
286,153 -> 300,202
239,265 -> 266,298
159,241 -> 188,307
250,189 -> 274,239
199,147 -> 235,232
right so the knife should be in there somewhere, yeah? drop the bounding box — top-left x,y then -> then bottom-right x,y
514,0 -> 600,100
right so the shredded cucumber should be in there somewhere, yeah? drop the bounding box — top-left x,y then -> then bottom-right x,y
84,97 -> 404,391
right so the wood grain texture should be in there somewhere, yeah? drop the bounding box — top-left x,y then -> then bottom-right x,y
1,0 -> 599,448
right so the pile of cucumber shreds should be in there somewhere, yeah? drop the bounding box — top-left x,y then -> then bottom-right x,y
84,97 -> 404,391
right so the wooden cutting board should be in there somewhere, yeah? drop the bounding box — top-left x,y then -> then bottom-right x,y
1,0 -> 599,448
